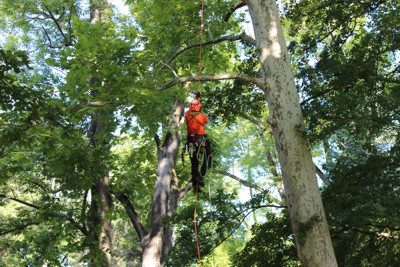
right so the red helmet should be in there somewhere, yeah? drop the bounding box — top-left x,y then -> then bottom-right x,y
189,99 -> 201,111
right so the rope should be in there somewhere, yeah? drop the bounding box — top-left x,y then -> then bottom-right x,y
194,2 -> 205,265
194,183 -> 202,266
197,0 -> 205,90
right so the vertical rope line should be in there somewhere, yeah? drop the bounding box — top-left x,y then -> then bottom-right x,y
194,184 -> 202,266
197,0 -> 205,90
195,1 -> 205,265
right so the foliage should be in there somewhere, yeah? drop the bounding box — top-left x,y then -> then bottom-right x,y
1,0 -> 400,265
168,190 -> 278,266
283,0 -> 400,265
285,0 -> 400,143
233,212 -> 300,267
323,142 -> 400,266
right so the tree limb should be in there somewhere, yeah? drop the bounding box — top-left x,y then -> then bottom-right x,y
111,191 -> 148,241
178,181 -> 193,200
153,73 -> 266,92
0,222 -> 40,236
315,164 -> 330,185
334,225 -> 399,240
87,101 -> 113,107
224,1 -> 247,22
0,194 -> 40,209
213,170 -> 265,192
81,189 -> 89,235
39,1 -> 72,47
240,112 -> 268,129
165,32 -> 255,66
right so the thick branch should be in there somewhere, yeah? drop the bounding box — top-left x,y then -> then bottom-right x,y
224,1 -> 247,22
112,191 -> 148,241
165,32 -> 255,66
178,181 -> 193,200
81,189 -> 89,235
0,194 -> 40,209
153,73 -> 266,91
87,101 -> 113,107
315,164 -> 330,185
213,170 -> 265,192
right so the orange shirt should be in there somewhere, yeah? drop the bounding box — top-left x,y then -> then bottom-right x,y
185,110 -> 208,135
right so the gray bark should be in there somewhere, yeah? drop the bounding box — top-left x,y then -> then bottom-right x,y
86,1 -> 113,266
141,98 -> 185,267
245,0 -> 338,266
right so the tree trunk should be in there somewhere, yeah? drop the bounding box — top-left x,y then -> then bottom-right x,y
141,98 -> 185,267
245,0 -> 338,266
86,1 -> 113,266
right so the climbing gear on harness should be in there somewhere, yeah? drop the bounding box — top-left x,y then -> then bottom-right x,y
184,133 -> 213,182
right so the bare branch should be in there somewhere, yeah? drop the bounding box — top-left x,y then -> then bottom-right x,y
154,134 -> 161,148
178,181 -> 193,200
315,164 -> 330,185
153,73 -> 266,92
112,191 -> 149,241
213,170 -> 265,192
0,194 -> 40,209
87,101 -> 113,107
240,112 -> 268,129
165,32 -> 255,66
38,0 -> 72,46
81,189 -> 89,235
224,1 -> 247,22
159,62 -> 179,78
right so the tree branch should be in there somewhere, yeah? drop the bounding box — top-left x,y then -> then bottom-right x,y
81,189 -> 89,235
334,225 -> 399,240
213,170 -> 265,192
39,1 -> 72,46
0,222 -> 40,236
86,101 -> 113,107
165,32 -> 255,67
240,112 -> 268,129
153,73 -> 266,91
111,191 -> 148,241
0,194 -> 40,209
315,164 -> 330,185
224,1 -> 247,22
178,181 -> 193,200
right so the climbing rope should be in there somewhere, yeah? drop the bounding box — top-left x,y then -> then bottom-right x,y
197,0 -> 205,90
194,0 -> 205,265
193,183 -> 202,266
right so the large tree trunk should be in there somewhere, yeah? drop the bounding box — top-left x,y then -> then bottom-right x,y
86,0 -> 113,266
141,98 -> 186,267
246,0 -> 338,266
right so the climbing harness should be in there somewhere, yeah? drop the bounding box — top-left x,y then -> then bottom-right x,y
185,134 -> 213,175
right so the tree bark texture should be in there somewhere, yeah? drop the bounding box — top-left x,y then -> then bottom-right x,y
245,0 -> 338,266
86,1 -> 113,266
141,98 -> 185,267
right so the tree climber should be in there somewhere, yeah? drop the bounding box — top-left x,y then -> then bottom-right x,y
185,94 -> 212,192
